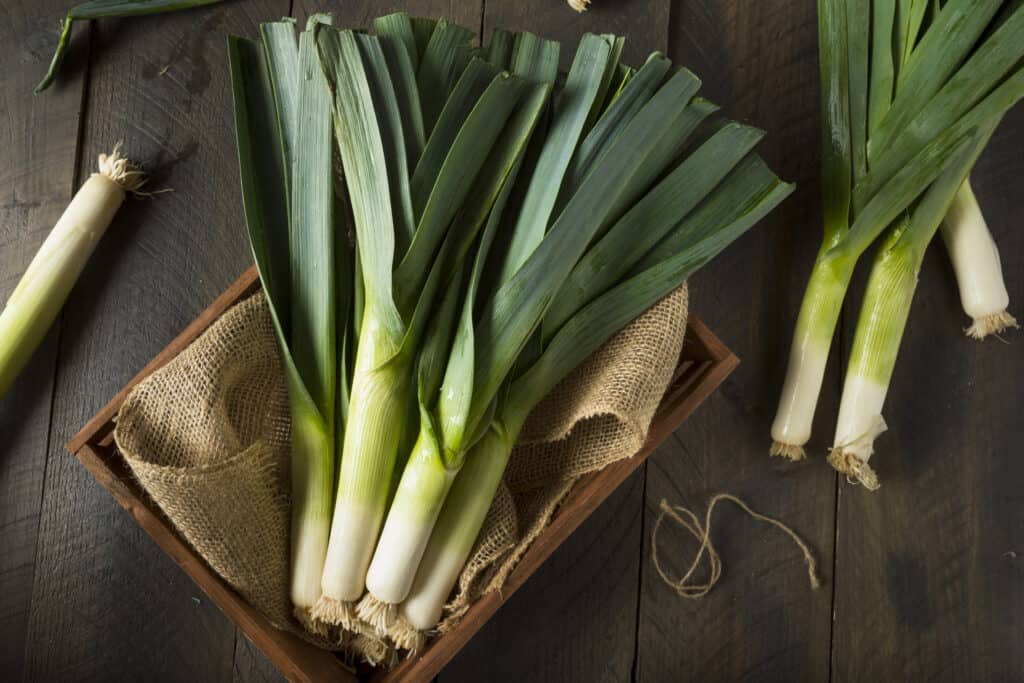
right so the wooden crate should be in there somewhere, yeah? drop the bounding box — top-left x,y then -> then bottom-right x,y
66,266 -> 738,683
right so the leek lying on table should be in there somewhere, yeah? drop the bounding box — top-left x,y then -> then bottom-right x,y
0,147 -> 144,400
771,0 -> 1024,477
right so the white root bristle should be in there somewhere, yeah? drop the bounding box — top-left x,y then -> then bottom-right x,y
356,593 -> 398,635
351,633 -> 393,668
388,617 -> 427,655
770,441 -> 806,461
310,595 -> 357,630
966,310 -> 1019,340
97,144 -> 147,192
827,449 -> 880,491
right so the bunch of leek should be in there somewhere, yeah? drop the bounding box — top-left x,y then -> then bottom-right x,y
771,0 -> 1024,486
231,12 -> 793,642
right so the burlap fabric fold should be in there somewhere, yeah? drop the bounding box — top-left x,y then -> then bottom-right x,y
113,285 -> 687,646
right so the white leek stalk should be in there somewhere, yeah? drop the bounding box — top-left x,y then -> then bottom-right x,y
0,147 -> 143,398
319,336 -> 409,614
770,252 -> 854,460
365,422 -> 457,606
941,178 -> 1018,339
827,229 -> 915,490
398,426 -> 513,632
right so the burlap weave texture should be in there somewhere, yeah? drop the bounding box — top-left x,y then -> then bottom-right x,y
114,285 -> 687,643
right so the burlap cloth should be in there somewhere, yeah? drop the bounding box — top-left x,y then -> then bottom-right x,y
113,284 -> 687,647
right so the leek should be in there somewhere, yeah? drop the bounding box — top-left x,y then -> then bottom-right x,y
227,15 -> 346,620
771,0 -> 1024,460
941,178 -> 1018,338
398,156 -> 794,635
229,14 -> 795,638
313,24 -> 532,624
0,147 -> 144,398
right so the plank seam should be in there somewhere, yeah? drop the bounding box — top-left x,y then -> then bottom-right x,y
630,461 -> 650,683
827,292 -> 850,682
22,14 -> 95,676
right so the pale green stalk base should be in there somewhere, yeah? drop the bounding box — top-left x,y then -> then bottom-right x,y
399,425 -> 515,632
320,334 -> 410,608
288,401 -> 334,609
770,250 -> 855,458
941,180 -> 1017,340
830,238 -> 919,491
0,174 -> 125,398
365,425 -> 458,608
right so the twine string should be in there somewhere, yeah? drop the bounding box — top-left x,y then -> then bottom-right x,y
651,494 -> 820,599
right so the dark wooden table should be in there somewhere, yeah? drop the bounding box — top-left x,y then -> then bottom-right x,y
2,1 -> 1021,681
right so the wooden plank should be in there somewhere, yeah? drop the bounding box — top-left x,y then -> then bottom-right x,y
20,2 -> 287,681
439,473 -> 647,682
635,0 -> 838,680
441,2 -> 671,681
233,632 -> 287,683
291,0 -> 482,34
831,108 -> 1024,681
0,1 -> 91,678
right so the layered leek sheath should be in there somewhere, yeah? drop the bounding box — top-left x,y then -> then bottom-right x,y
228,16 -> 346,619
772,0 -> 1024,462
941,178 -> 1018,339
0,147 -> 143,398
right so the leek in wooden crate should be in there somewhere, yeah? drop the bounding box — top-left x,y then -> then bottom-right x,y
230,11 -> 793,645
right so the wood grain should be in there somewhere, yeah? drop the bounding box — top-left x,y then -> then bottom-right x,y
831,107 -> 1024,682
441,2 -> 671,681
635,0 -> 838,681
20,2 -> 287,681
0,1 -> 90,677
